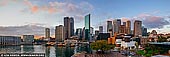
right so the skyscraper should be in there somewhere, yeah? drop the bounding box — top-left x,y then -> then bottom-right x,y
117,19 -> 121,27
99,26 -> 103,33
142,26 -> 147,36
45,28 -> 50,38
126,20 -> 131,34
119,25 -> 126,34
134,20 -> 142,37
113,19 -> 121,34
75,28 -> 83,39
107,21 -> 113,32
64,17 -> 74,39
123,22 -> 126,26
85,14 -> 90,41
55,25 -> 65,42
113,20 -> 118,34
107,21 -> 113,36
117,19 -> 121,33
90,27 -> 94,35
70,17 -> 74,36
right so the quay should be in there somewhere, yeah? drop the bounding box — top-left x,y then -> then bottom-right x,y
72,52 -> 141,57
0,53 -> 45,57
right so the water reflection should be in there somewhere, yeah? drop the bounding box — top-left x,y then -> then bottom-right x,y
0,45 -> 45,53
22,45 -> 34,53
0,44 -> 91,57
0,45 -> 21,53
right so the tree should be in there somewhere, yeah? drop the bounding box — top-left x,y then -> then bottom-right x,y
137,44 -> 160,57
158,36 -> 167,42
90,40 -> 114,54
135,42 -> 139,50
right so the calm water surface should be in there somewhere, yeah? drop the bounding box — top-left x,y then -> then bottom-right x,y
0,45 -> 91,57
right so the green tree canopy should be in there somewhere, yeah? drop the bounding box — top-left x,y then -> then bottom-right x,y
137,44 -> 160,57
90,40 -> 114,51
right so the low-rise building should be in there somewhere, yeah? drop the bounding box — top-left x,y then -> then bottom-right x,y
121,36 -> 136,49
140,36 -> 148,45
97,33 -> 110,40
22,35 -> 34,44
0,36 -> 21,45
121,41 -> 136,49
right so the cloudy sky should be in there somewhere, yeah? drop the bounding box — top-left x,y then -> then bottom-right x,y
0,0 -> 170,37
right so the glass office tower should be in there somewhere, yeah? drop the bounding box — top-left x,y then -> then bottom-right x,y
85,14 -> 90,41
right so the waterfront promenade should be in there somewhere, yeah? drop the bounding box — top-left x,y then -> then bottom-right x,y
73,52 -> 138,57
85,52 -> 127,57
73,52 -> 141,57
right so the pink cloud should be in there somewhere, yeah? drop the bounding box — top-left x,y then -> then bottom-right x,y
4,0 -> 94,23
31,6 -> 38,13
135,14 -> 170,28
24,0 -> 33,7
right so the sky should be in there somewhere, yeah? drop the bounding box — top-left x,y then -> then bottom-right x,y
1,0 -> 170,37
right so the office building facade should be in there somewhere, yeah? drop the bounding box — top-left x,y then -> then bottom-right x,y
23,35 -> 34,44
75,28 -> 83,39
64,17 -> 74,39
99,26 -> 103,33
85,14 -> 91,41
134,20 -> 142,37
119,25 -> 126,34
113,19 -> 121,34
126,20 -> 131,34
107,21 -> 113,36
55,25 -> 65,42
97,33 -> 110,40
0,36 -> 21,45
45,28 -> 50,38
142,27 -> 147,36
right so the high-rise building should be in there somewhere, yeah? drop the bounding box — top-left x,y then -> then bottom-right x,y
123,22 -> 126,26
113,20 -> 118,34
90,27 -> 94,35
113,19 -> 121,34
75,28 -> 83,39
107,21 -> 113,36
55,25 -> 65,42
119,25 -> 126,34
117,19 -> 121,34
82,27 -> 85,40
85,14 -> 90,41
117,19 -> 121,27
94,30 -> 99,40
99,26 -> 103,33
64,17 -> 74,39
45,28 -> 50,38
142,26 -> 147,36
90,27 -> 94,41
134,20 -> 142,37
126,20 -> 131,34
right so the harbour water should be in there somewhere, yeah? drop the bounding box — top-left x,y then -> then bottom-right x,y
0,45 -> 91,57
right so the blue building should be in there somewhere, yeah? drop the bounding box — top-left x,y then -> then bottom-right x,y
85,14 -> 90,41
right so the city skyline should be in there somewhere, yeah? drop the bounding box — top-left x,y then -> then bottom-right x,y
1,0 -> 170,37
